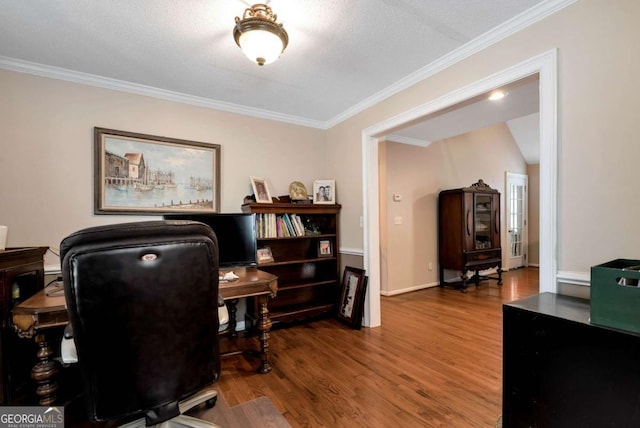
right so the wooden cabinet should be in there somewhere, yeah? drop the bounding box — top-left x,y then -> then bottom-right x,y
0,247 -> 47,404
438,180 -> 502,291
503,293 -> 640,427
241,203 -> 341,324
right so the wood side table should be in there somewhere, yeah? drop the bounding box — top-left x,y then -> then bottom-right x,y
12,292 -> 66,405
218,267 -> 278,374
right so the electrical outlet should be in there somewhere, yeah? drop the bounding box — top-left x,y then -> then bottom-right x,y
428,262 -> 433,271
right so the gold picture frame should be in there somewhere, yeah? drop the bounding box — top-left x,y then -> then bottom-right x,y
94,127 -> 220,215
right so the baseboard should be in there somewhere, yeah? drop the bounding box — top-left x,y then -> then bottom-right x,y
557,270 -> 590,286
381,282 -> 439,296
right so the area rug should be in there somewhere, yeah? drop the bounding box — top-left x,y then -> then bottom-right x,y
188,392 -> 291,428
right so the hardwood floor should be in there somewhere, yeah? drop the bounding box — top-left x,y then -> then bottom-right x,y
216,267 -> 540,428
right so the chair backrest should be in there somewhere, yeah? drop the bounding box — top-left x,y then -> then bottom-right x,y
60,220 -> 220,424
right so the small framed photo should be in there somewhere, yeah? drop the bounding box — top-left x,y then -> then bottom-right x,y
312,179 -> 335,204
318,239 -> 333,257
250,176 -> 272,203
337,266 -> 368,329
256,246 -> 274,264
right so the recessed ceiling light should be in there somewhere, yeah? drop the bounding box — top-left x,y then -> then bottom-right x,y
488,90 -> 508,101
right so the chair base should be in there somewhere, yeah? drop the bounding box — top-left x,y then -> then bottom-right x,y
119,385 -> 219,428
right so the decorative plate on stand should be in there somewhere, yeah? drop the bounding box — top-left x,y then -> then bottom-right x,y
288,181 -> 308,201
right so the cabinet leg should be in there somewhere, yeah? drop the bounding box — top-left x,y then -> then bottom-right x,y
31,334 -> 61,406
497,267 -> 503,285
461,271 -> 469,293
256,296 -> 273,374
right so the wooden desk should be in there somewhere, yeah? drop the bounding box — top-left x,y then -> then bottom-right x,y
218,267 -> 278,374
12,267 -> 277,405
11,291 -> 66,406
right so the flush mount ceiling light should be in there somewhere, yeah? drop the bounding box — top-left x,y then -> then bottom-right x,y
233,4 -> 289,66
488,90 -> 508,101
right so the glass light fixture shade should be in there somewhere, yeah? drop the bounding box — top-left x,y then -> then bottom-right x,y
233,4 -> 288,66
238,29 -> 284,66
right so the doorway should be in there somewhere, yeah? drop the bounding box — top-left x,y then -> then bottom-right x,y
361,50 -> 558,327
506,172 -> 529,270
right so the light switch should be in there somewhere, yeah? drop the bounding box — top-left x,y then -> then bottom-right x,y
394,216 -> 403,225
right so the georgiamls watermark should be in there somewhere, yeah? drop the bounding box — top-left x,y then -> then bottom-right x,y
0,406 -> 64,428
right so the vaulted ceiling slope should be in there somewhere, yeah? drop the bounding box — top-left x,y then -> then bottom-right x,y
0,0 -> 573,128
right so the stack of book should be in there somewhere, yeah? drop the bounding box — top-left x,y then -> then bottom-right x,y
255,213 -> 306,238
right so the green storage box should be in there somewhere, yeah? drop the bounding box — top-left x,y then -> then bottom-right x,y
591,259 -> 640,333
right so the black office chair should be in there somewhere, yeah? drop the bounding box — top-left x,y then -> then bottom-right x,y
60,220 -> 221,427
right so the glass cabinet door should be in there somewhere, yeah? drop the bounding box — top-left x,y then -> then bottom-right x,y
474,194 -> 493,249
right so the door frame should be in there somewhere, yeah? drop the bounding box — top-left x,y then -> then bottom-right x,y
505,172 -> 529,270
361,49 -> 558,327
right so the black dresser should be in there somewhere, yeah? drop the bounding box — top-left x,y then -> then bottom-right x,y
503,292 -> 640,427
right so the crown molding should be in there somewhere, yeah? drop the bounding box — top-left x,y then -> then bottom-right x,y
0,0 -> 576,131
383,135 -> 432,147
0,56 -> 326,129
325,0 -> 577,128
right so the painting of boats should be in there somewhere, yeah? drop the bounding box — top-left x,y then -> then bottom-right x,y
94,128 -> 220,214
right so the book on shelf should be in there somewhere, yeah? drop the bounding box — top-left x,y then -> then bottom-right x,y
254,212 -> 310,238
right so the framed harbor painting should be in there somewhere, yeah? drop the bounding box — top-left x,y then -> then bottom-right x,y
94,127 -> 221,215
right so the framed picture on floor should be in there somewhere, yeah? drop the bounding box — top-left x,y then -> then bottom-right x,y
337,266 -> 368,329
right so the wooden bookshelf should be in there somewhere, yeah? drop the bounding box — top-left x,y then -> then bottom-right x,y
241,203 -> 341,324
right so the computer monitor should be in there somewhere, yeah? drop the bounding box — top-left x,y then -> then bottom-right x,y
163,213 -> 257,268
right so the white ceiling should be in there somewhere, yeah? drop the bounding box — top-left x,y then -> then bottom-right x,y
387,76 -> 541,163
0,0 -> 556,162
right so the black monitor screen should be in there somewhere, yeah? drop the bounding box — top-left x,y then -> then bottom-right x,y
163,213 -> 257,268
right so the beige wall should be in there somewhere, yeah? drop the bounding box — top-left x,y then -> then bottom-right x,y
327,0 -> 640,285
0,70 -> 326,267
527,164 -> 540,267
2,0 -> 639,290
380,123 -> 527,294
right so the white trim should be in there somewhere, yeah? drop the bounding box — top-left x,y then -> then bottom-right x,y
383,135 -> 432,147
362,134 -> 382,326
0,56 -> 326,130
0,0 -> 576,130
381,282 -> 439,297
326,0 -> 576,127
557,270 -> 590,286
362,49 -> 559,327
340,247 -> 364,257
505,172 -> 529,270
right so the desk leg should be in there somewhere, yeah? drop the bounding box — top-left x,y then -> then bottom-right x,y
256,295 -> 272,374
31,333 -> 61,406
